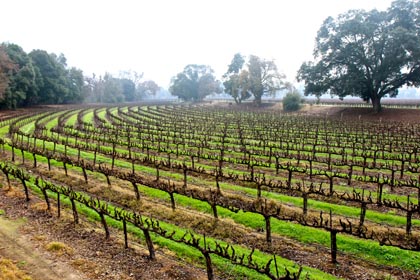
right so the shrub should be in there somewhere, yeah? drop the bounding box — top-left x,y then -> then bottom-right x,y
282,92 -> 303,111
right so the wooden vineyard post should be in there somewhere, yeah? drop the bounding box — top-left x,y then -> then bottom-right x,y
406,195 -> 413,235
330,210 -> 338,264
47,154 -> 51,171
57,192 -> 61,218
287,167 -> 292,188
330,229 -> 338,264
123,219 -> 128,249
82,165 -> 88,183
169,192 -> 176,211
406,210 -> 413,235
21,149 -> 25,164
302,191 -> 308,215
11,144 -> 15,162
33,153 -> 37,168
377,175 -> 384,206
265,215 -> 272,244
155,162 -> 160,181
63,161 -> 68,176
93,146 -> 97,166
359,202 -> 367,229
215,173 -> 221,194
209,189 -> 219,219
257,181 -> 262,198
358,189 -> 367,229
111,142 -> 116,170
348,165 -> 353,185
275,155 -> 280,175
183,165 -> 188,188
309,158 -> 313,179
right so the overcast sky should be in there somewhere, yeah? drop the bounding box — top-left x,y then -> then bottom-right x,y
1,0 -> 393,88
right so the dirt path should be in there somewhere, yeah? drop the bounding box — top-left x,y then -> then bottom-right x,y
0,184 -> 207,280
0,214 -> 88,280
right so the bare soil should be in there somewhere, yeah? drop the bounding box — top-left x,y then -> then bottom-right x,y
0,186 -> 207,280
300,105 -> 420,122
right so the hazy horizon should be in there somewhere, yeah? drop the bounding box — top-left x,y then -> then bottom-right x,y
2,0 -> 394,88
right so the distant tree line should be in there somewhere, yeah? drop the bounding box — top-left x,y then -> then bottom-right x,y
3,0 -> 420,113
83,71 -> 159,104
169,55 -> 288,105
0,42 -> 160,109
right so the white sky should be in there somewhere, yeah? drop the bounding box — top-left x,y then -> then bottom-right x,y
1,0 -> 393,88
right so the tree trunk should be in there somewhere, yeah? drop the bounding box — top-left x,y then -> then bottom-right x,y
372,95 -> 382,113
254,95 -> 262,106
123,219 -> 128,249
303,192 -> 308,215
210,203 -> 218,219
20,179 -> 30,202
330,230 -> 338,264
132,182 -> 140,200
70,198 -> 79,224
169,192 -> 176,210
203,252 -> 214,280
99,211 -> 110,239
143,229 -> 156,260
41,188 -> 51,211
265,215 -> 272,244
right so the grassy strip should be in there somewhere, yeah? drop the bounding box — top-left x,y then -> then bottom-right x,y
3,141 -> 420,271
138,184 -> 420,272
4,135 -> 420,231
2,171 -> 337,280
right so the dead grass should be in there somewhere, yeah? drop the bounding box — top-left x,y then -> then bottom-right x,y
45,241 -> 74,256
0,258 -> 32,280
4,188 -> 26,200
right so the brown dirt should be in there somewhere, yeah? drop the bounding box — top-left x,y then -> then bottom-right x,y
300,105 -> 420,123
0,186 -> 207,280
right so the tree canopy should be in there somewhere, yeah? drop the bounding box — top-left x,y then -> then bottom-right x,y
223,54 -> 285,105
297,0 -> 420,113
0,45 -> 18,107
0,42 -> 160,107
169,64 -> 221,101
0,43 -> 86,108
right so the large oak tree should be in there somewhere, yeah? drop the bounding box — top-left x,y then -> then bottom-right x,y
297,0 -> 420,113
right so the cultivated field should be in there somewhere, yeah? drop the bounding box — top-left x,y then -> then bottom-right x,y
0,103 -> 419,280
